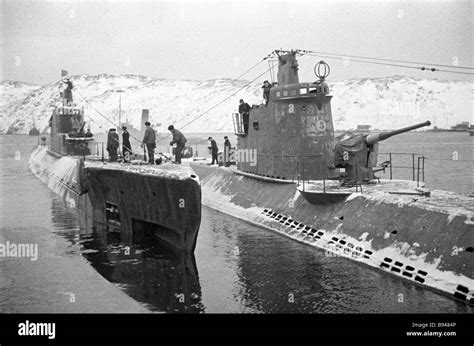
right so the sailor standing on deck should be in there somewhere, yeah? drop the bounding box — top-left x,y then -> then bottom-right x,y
224,136 -> 231,167
106,128 -> 119,162
262,80 -> 272,106
238,99 -> 251,134
63,79 -> 74,107
208,137 -> 219,165
141,121 -> 156,164
122,126 -> 132,162
168,125 -> 187,164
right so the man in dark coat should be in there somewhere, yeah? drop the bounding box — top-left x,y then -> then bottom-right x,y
63,79 -> 74,106
106,128 -> 119,162
142,121 -> 156,164
168,125 -> 187,164
224,136 -> 232,167
122,126 -> 132,162
207,137 -> 219,165
238,99 -> 251,134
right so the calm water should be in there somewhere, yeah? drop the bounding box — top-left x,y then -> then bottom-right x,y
0,133 -> 472,313
377,131 -> 473,195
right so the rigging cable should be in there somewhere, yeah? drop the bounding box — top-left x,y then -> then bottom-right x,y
304,52 -> 474,76
167,58 -> 266,126
73,57 -> 268,145
269,59 -> 278,84
74,89 -> 143,144
268,59 -> 274,84
235,59 -> 266,81
302,49 -> 474,71
157,65 -> 273,144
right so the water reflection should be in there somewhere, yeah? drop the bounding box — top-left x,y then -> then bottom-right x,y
50,197 -> 204,313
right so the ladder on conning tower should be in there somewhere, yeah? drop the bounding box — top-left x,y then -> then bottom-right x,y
232,112 -> 247,137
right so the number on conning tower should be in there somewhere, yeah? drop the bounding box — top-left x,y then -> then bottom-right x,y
316,120 -> 327,131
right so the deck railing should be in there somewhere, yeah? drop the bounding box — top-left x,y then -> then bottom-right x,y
296,152 -> 426,193
378,152 -> 426,187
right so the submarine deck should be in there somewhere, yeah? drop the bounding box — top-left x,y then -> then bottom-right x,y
299,179 -> 474,217
189,161 -> 474,217
84,158 -> 199,181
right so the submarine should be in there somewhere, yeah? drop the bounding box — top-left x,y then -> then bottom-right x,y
190,50 -> 473,304
28,82 -> 201,252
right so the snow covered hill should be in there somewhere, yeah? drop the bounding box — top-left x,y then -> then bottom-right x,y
0,74 -> 471,134
0,81 -> 41,128
0,81 -> 41,108
330,76 -> 472,130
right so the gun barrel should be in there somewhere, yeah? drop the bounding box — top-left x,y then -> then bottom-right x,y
366,120 -> 431,145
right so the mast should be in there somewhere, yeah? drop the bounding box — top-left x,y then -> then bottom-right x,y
276,50 -> 300,85
117,90 -> 124,128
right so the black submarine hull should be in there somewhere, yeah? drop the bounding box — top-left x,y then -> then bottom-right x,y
191,163 -> 474,305
28,146 -> 201,252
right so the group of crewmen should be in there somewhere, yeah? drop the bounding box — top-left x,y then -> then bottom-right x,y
207,136 -> 232,166
106,122 -> 187,165
105,127 -> 129,163
58,78 -> 189,165
94,76 -> 274,165
106,79 -> 272,164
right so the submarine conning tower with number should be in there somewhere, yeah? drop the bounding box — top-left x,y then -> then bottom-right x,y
235,50 -> 338,180
191,49 -> 474,305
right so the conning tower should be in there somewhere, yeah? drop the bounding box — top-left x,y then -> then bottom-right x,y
49,89 -> 94,156
236,50 -> 337,181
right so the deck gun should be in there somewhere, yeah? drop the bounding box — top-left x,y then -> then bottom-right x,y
334,121 -> 431,184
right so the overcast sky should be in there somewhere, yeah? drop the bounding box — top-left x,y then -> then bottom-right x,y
1,0 -> 472,85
